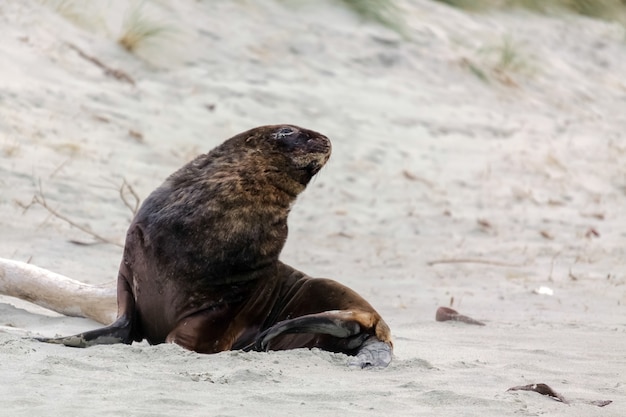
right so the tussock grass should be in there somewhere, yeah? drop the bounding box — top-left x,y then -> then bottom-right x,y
118,1 -> 176,53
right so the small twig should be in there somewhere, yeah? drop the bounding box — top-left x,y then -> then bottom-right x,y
49,158 -> 72,179
427,258 -> 526,267
548,251 -> 560,281
22,180 -> 123,247
66,43 -> 135,85
402,170 -> 435,188
119,178 -> 141,216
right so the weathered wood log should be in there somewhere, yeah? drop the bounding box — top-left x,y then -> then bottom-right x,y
0,258 -> 115,325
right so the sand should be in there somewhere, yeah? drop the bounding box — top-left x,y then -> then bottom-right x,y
1,0 -> 624,415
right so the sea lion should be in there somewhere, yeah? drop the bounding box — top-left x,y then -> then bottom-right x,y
37,124 -> 393,368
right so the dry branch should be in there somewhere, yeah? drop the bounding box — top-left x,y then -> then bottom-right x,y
19,181 -> 123,247
119,178 -> 141,216
66,43 -> 135,85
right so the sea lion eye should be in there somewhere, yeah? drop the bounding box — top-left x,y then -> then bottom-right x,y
273,127 -> 296,139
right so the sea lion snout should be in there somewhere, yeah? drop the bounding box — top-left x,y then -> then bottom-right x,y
296,147 -> 330,179
301,132 -> 331,174
271,125 -> 331,155
305,132 -> 331,156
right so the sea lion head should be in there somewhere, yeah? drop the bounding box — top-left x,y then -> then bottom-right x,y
238,124 -> 331,194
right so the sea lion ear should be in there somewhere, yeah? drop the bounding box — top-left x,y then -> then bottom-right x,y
271,126 -> 297,140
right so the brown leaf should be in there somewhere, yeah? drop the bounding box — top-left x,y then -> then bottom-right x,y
128,129 -> 144,143
435,307 -> 485,326
477,219 -> 492,229
539,230 -> 554,240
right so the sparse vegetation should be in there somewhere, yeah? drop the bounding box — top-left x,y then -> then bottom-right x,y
460,35 -> 533,86
37,0 -> 107,31
488,35 -> 528,74
431,0 -> 490,10
431,0 -> 626,22
337,0 -> 408,37
40,0 -> 180,65
49,142 -> 82,156
2,142 -> 20,158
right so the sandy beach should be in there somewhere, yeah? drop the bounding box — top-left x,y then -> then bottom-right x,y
1,0 -> 625,415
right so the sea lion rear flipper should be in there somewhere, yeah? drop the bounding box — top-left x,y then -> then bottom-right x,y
253,310 -> 393,368
35,314 -> 133,348
347,336 -> 393,368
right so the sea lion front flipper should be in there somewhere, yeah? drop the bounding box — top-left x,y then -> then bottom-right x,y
35,314 -> 133,348
36,270 -> 137,348
253,309 -> 393,367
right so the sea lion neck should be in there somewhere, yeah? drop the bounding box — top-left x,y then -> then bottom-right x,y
179,148 -> 305,207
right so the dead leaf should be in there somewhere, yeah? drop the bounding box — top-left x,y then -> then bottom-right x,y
539,230 -> 554,240
436,307 -> 485,326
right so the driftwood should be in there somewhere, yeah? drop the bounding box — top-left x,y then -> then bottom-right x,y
0,258 -> 115,325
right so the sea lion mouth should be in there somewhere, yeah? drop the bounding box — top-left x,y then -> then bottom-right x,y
304,160 -> 323,176
292,152 -> 329,185
298,142 -> 331,175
